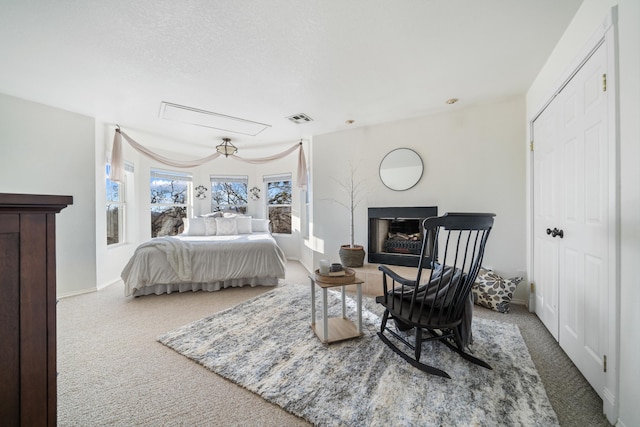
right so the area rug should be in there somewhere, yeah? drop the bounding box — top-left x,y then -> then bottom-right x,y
158,283 -> 558,426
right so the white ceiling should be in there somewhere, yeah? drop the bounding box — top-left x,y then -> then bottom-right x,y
0,0 -> 583,153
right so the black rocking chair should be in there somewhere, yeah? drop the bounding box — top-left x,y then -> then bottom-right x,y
375,212 -> 495,378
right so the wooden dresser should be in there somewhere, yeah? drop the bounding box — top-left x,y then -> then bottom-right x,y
0,193 -> 72,426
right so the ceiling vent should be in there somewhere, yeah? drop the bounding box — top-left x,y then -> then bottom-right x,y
159,102 -> 271,136
286,113 -> 313,124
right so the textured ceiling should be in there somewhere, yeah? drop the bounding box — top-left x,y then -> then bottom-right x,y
0,0 -> 583,153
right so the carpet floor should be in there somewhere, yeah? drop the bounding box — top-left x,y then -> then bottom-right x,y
57,260 -> 610,426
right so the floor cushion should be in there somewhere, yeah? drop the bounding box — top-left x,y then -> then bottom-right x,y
472,268 -> 523,313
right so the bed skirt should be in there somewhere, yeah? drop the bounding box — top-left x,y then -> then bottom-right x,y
131,276 -> 280,297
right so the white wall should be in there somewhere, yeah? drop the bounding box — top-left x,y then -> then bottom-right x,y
526,1 -> 640,425
0,93 -> 97,297
310,96 -> 528,302
617,0 -> 640,425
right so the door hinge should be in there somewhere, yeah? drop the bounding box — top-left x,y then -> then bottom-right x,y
603,355 -> 607,372
530,282 -> 535,293
530,141 -> 534,151
603,74 -> 607,92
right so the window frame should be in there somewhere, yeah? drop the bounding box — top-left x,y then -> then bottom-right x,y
302,173 -> 310,239
209,174 -> 249,214
106,163 -> 125,246
264,173 -> 293,235
150,168 -> 192,237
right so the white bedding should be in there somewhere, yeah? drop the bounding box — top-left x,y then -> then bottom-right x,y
121,233 -> 286,297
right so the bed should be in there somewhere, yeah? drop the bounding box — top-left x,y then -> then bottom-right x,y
121,216 -> 286,297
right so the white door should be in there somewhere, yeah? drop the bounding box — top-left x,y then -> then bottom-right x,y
533,95 -> 561,339
532,42 -> 608,398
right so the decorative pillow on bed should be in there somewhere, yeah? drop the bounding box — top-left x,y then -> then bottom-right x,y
236,216 -> 252,234
200,212 -> 223,218
204,217 -> 218,235
183,218 -> 206,236
471,268 -> 523,313
251,218 -> 270,232
215,217 -> 238,235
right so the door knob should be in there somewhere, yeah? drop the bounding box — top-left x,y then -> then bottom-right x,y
546,227 -> 564,238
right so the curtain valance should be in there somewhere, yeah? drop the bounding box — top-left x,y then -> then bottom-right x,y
109,128 -> 308,188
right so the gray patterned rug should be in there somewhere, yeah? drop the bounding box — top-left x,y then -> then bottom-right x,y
158,283 -> 558,426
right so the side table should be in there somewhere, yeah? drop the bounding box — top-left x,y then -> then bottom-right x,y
309,274 -> 363,344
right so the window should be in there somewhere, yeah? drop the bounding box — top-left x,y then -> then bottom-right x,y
303,173 -> 310,239
210,175 -> 248,214
150,169 -> 191,237
265,173 -> 292,234
106,163 -> 124,245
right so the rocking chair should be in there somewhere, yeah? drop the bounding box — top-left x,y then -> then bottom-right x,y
375,212 -> 495,378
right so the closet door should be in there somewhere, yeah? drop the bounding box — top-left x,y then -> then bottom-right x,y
533,92 -> 562,339
532,41 -> 609,398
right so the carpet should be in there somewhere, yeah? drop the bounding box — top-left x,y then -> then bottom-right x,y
158,283 -> 558,426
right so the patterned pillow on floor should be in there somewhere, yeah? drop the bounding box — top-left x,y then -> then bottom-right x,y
472,268 -> 523,313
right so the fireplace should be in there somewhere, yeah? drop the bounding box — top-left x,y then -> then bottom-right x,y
368,206 -> 438,267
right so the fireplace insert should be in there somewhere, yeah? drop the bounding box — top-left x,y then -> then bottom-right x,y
368,206 -> 438,267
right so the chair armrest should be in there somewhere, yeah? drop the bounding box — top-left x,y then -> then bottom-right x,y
378,265 -> 416,287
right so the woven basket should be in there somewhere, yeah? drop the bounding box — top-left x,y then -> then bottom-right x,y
339,244 -> 366,268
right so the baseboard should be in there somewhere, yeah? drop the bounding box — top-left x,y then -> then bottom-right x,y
97,278 -> 123,291
57,287 -> 96,299
510,297 -> 528,308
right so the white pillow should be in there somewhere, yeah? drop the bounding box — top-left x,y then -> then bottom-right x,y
204,217 -> 217,235
184,218 -> 206,236
251,218 -> 270,232
236,216 -> 252,234
215,217 -> 238,235
200,212 -> 223,218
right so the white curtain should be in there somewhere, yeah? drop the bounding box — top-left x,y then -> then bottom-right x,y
110,128 -> 308,188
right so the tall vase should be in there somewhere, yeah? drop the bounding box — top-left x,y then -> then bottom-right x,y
339,244 -> 365,268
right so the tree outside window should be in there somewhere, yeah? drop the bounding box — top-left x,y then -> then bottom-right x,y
106,163 -> 124,245
150,169 -> 191,237
265,174 -> 292,234
210,175 -> 248,214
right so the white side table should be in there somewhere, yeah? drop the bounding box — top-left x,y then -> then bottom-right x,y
309,275 -> 363,344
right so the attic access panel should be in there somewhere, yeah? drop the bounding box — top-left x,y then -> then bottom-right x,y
159,102 -> 271,136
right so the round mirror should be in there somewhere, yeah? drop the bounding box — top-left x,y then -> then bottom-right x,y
379,148 -> 423,191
